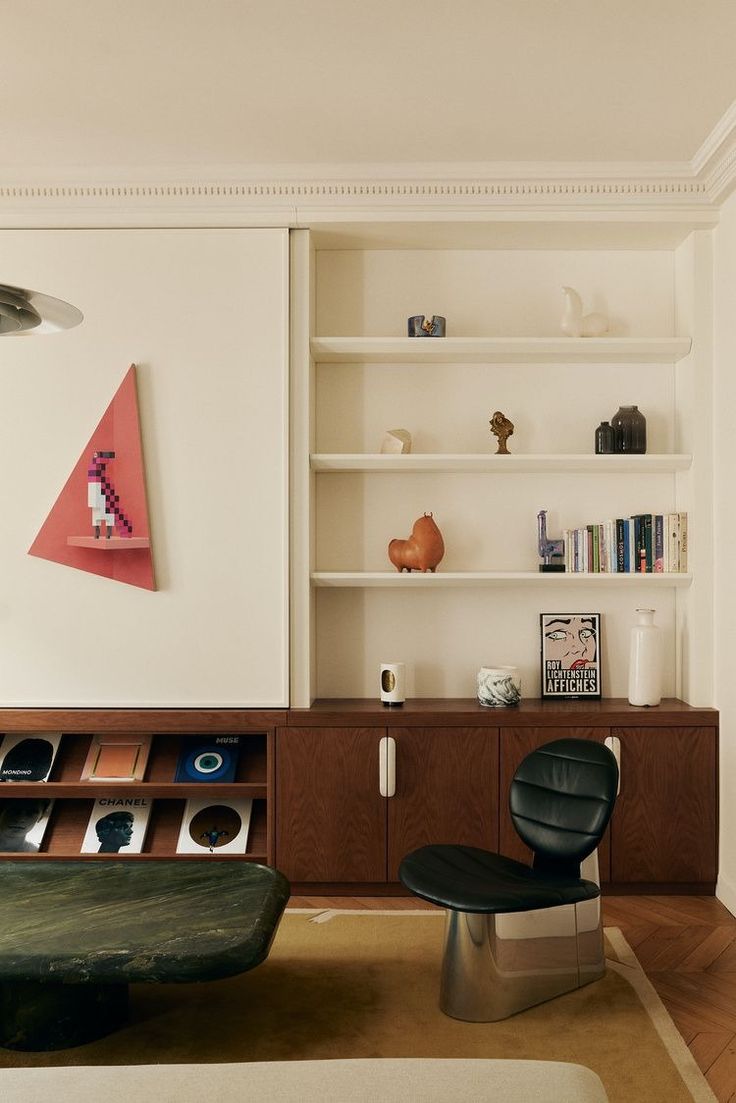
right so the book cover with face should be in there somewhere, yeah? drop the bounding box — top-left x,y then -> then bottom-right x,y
81,796 -> 152,854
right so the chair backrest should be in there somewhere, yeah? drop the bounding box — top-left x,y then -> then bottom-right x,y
509,738 -> 618,878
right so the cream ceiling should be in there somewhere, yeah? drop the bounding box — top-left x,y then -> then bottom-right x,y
3,0 -> 736,178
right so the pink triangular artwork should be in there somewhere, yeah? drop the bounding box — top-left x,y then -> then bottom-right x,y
29,365 -> 155,590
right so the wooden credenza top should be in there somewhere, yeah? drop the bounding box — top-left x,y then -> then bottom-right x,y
286,698 -> 719,728
0,709 -> 289,733
0,699 -> 717,731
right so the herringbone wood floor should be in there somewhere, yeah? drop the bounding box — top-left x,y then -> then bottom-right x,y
288,894 -> 736,1101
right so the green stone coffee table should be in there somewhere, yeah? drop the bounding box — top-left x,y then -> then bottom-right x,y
0,860 -> 290,1051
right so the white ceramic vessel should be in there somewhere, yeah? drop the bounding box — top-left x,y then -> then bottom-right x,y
628,608 -> 662,706
380,662 -> 405,705
477,666 -> 521,707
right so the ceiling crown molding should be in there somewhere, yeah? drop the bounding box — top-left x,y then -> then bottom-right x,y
692,100 -> 736,203
0,102 -> 734,227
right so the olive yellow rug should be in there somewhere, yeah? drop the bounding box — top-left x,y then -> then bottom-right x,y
0,911 -> 716,1103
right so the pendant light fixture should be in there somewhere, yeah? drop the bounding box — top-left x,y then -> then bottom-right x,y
0,282 -> 83,335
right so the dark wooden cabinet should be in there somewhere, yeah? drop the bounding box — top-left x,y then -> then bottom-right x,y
281,700 -> 719,893
0,709 -> 282,862
387,727 -> 498,880
609,726 -> 717,886
275,727 -> 386,882
276,724 -> 498,883
2,702 -> 718,889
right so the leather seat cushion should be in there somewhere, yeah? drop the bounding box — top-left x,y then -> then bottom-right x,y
399,844 -> 600,914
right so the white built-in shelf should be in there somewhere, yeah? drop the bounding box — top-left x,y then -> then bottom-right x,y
310,336 -> 693,364
311,571 -> 693,588
310,453 -> 692,474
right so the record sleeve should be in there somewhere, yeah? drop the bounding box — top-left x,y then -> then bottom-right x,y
80,796 -> 152,854
0,797 -> 55,852
81,733 -> 152,782
0,732 -> 62,783
176,797 -> 252,855
174,736 -> 242,783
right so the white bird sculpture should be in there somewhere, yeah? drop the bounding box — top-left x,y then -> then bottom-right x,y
561,286 -> 608,338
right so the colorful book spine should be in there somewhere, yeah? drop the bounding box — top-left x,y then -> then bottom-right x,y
678,512 -> 688,572
667,513 -> 679,572
607,520 -> 617,573
643,514 -> 653,573
622,518 -> 631,572
654,515 -> 664,572
616,519 -> 626,572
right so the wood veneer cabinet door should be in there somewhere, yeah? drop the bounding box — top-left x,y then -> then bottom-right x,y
276,727 -> 386,882
499,728 -> 611,880
387,727 -> 499,881
610,726 -> 717,884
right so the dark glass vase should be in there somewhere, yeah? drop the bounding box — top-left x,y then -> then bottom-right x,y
595,421 -> 615,454
611,405 -> 646,454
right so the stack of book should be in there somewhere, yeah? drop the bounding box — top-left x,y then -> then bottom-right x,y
563,512 -> 688,573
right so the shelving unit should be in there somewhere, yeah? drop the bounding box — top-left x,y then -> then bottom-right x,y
0,711 -> 283,861
311,336 -> 692,364
291,225 -> 711,706
311,571 -> 693,588
311,454 -> 692,474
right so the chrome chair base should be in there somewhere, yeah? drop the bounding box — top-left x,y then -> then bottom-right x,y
440,892 -> 605,1022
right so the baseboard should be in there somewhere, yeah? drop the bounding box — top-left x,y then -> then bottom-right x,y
716,872 -> 736,917
291,881 -> 717,898
602,882 -> 716,896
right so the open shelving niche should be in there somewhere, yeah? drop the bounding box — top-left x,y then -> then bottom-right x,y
290,221 -> 713,708
0,713 -> 281,861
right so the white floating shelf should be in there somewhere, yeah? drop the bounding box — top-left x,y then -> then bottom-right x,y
311,336 -> 693,365
310,453 -> 692,474
312,571 -> 693,588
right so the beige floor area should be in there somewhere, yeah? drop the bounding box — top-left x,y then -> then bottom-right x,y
0,912 -> 716,1103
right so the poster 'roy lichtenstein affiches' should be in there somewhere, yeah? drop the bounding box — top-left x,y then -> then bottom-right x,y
540,613 -> 601,700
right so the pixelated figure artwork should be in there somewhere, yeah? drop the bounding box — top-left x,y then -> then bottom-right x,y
87,450 -> 134,539
28,365 -> 156,590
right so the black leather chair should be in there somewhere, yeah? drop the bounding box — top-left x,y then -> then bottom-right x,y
399,738 -> 618,1021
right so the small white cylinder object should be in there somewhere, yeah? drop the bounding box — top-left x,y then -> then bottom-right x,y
380,662 -> 405,706
628,608 -> 662,707
477,666 -> 521,707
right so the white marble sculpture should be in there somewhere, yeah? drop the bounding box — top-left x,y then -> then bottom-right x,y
380,429 -> 412,454
561,286 -> 608,338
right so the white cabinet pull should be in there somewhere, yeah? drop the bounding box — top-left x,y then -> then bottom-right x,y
604,735 -> 621,795
379,736 -> 396,798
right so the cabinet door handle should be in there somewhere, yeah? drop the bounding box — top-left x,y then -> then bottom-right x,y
604,735 -> 621,795
379,736 -> 396,798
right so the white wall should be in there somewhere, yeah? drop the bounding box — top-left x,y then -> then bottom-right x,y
714,195 -> 736,912
0,229 -> 289,706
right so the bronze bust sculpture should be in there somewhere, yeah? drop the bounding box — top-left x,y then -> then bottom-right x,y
489,410 -> 514,454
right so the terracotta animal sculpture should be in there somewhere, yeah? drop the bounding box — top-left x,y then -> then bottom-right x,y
388,513 -> 445,572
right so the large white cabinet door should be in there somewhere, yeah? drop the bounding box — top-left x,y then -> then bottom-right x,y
0,229 -> 289,706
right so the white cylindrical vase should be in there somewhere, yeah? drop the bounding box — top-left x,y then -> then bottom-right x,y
380,662 -> 405,706
628,608 -> 662,707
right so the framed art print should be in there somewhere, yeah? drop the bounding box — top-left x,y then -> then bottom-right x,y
540,612 -> 601,700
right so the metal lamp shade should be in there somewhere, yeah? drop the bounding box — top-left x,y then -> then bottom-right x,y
0,283 -> 83,335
